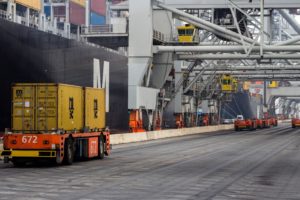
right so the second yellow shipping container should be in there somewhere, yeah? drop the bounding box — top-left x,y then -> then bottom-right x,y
84,87 -> 106,130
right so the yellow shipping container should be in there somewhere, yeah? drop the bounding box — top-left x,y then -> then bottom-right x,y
12,83 -> 84,133
15,0 -> 41,11
71,0 -> 86,7
12,85 -> 35,132
84,87 -> 106,130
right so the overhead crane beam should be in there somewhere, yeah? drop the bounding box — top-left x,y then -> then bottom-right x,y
192,37 -> 300,46
111,0 -> 300,10
155,45 -> 300,53
198,71 -> 300,75
231,74 -> 300,80
275,36 -> 300,46
235,78 -> 300,81
178,54 -> 300,60
182,65 -> 300,71
155,2 -> 259,46
177,16 -> 253,46
278,9 -> 300,34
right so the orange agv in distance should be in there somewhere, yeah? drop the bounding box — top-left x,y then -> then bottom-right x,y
269,117 -> 278,127
234,115 -> 257,131
1,83 -> 110,166
234,119 -> 257,131
292,118 -> 300,128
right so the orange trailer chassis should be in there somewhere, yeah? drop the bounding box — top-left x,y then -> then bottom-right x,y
292,118 -> 300,128
262,119 -> 271,128
1,131 -> 110,166
234,119 -> 257,131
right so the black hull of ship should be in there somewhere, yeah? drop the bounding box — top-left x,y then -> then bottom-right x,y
0,19 -> 128,132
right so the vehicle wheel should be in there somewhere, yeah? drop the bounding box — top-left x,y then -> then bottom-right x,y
12,158 -> 26,167
98,135 -> 105,160
63,138 -> 74,165
292,125 -> 296,128
235,126 -> 239,131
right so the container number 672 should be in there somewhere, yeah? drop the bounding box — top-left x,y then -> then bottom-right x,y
22,136 -> 38,144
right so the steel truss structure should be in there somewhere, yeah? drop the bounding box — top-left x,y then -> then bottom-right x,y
121,0 -> 300,129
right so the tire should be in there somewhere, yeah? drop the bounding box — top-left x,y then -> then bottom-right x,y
235,126 -> 239,131
12,158 -> 26,167
292,125 -> 296,128
98,135 -> 105,160
63,138 -> 74,165
251,124 -> 255,131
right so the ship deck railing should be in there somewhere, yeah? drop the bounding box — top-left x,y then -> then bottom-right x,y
81,24 -> 129,35
82,25 -> 114,34
0,9 -> 8,20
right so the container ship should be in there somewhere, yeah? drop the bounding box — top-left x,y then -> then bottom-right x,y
0,17 -> 129,132
221,92 -> 262,120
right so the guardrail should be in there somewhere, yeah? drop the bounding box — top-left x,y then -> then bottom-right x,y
111,124 -> 234,145
82,25 -> 114,34
0,8 -> 74,40
81,23 -> 130,35
153,30 -> 165,42
81,25 -> 170,44
0,9 -> 7,20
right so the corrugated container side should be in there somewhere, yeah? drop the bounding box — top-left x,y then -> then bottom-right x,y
12,84 -> 35,132
71,0 -> 86,7
12,84 -> 84,133
90,12 -> 106,25
53,6 -> 66,17
36,84 -> 58,132
111,0 -> 125,4
69,1 -> 85,25
85,87 -> 106,130
58,84 -> 84,131
15,0 -> 41,11
90,0 -> 106,16
44,6 -> 51,17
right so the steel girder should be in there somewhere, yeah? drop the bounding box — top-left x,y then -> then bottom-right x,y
111,0 -> 300,10
182,65 -> 300,71
154,45 -> 300,53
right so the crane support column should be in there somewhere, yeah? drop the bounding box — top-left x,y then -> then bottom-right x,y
128,0 -> 159,132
